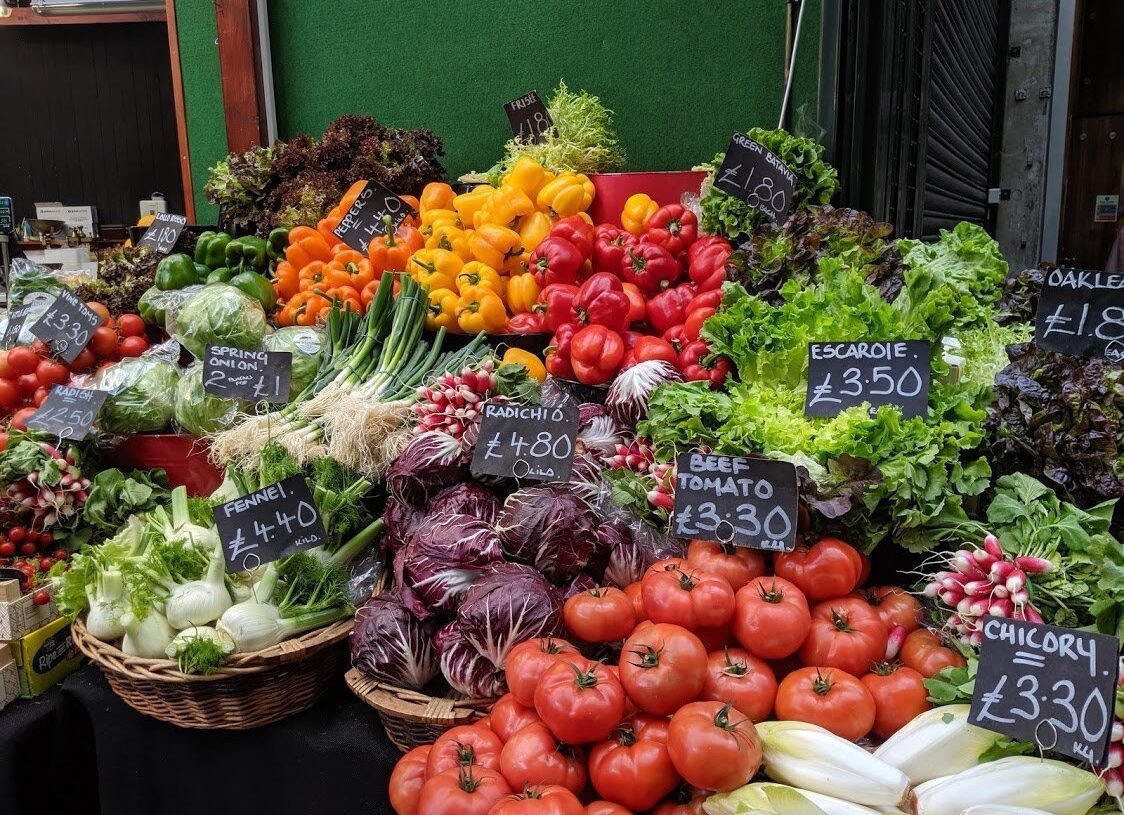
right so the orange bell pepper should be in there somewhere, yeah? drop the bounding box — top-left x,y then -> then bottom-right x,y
369,221 -> 425,276
273,260 -> 301,302
518,211 -> 553,254
326,253 -> 373,290
298,260 -> 330,292
360,279 -> 382,310
399,195 -> 420,227
506,272 -> 541,314
323,285 -> 363,314
338,180 -> 369,214
286,227 -> 334,268
317,214 -> 343,247
419,182 -> 456,213
284,291 -> 331,327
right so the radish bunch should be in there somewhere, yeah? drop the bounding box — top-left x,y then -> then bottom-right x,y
1096,676 -> 1124,798
412,361 -> 498,444
606,438 -> 675,512
2,441 -> 90,530
922,533 -> 1052,646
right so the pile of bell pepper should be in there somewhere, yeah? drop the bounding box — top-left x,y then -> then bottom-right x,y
540,198 -> 735,387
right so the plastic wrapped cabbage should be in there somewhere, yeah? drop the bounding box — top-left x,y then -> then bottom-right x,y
95,342 -> 181,434
167,284 -> 270,359
262,326 -> 323,400
173,362 -> 251,436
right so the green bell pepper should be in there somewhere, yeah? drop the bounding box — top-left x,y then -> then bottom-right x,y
225,236 -> 269,272
206,267 -> 235,284
155,253 -> 201,291
194,231 -> 233,269
230,270 -> 277,311
194,262 -> 210,280
137,286 -> 165,326
266,227 -> 290,262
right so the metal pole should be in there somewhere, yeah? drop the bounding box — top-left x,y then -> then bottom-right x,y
1041,0 -> 1077,264
779,0 -> 808,128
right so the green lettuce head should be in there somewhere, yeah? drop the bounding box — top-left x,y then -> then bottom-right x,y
173,363 -> 251,437
168,283 -> 270,359
96,354 -> 181,434
261,326 -> 323,400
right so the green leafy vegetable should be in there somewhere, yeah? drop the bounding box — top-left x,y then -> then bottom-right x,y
95,355 -> 181,434
82,468 -> 169,535
167,284 -> 270,359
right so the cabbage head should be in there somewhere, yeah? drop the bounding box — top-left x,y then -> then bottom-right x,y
174,363 -> 251,436
262,326 -> 323,400
96,356 -> 180,433
168,284 -> 269,359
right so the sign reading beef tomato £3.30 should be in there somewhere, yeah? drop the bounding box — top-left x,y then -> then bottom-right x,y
672,453 -> 799,552
713,132 -> 797,223
212,475 -> 328,572
470,400 -> 579,482
1034,267 -> 1124,362
969,615 -> 1119,766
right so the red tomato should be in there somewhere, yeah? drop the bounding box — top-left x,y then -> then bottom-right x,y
535,658 -> 625,744
0,351 -> 13,379
389,745 -> 431,815
117,314 -> 145,337
849,585 -> 923,633
499,723 -> 587,793
774,537 -> 863,602
799,597 -> 889,677
563,587 -> 636,643
6,347 -> 39,376
16,373 -> 41,395
426,725 -> 503,778
32,387 -> 49,407
0,541 -> 14,558
30,339 -> 51,358
692,621 -> 732,652
118,335 -> 148,358
861,663 -> 932,739
618,623 -> 707,716
69,347 -> 97,374
588,723 -> 681,811
641,565 -> 735,630
623,582 -> 647,622
629,336 -> 679,367
667,701 -> 761,792
625,712 -> 670,743
685,540 -> 767,591
416,766 -> 511,815
644,557 -> 689,580
85,302 -> 111,322
36,359 -> 69,387
899,628 -> 967,678
489,693 -> 542,742
586,802 -> 632,815
90,326 -> 119,358
10,407 -> 37,431
649,791 -> 707,815
0,379 -> 19,410
730,577 -> 811,660
774,667 -> 875,741
506,637 -> 580,707
699,647 -> 777,723
488,785 -> 585,815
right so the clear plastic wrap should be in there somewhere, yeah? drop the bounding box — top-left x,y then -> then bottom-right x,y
261,326 -> 324,400
166,283 -> 270,359
138,284 -> 203,328
173,362 -> 251,437
6,258 -> 68,308
94,339 -> 182,434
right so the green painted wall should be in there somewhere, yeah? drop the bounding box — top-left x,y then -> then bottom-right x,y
178,0 -> 821,220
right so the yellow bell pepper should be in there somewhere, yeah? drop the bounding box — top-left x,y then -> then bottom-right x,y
506,272 -> 541,314
537,172 -> 595,217
456,286 -> 508,333
409,248 -> 463,292
504,250 -> 530,276
426,225 -> 473,262
502,347 -> 547,382
426,287 -> 461,333
456,261 -> 505,296
452,185 -> 494,228
621,193 -> 658,236
472,184 -> 535,229
419,182 -> 456,214
421,207 -> 461,233
518,211 -> 553,254
502,156 -> 550,199
468,224 -> 523,270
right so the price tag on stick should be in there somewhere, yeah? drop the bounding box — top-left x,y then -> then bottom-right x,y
713,133 -> 797,223
470,400 -> 579,482
28,290 -> 102,363
969,616 -> 1119,765
1034,268 -> 1124,362
805,341 -> 931,419
136,213 -> 187,255
26,386 -> 108,440
213,475 -> 329,572
203,345 -> 292,403
333,180 -> 411,252
1,303 -> 36,350
504,90 -> 553,143
672,453 -> 799,552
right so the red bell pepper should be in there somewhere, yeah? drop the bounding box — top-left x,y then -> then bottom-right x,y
530,236 -> 584,286
550,215 -> 595,259
688,240 -> 732,292
645,283 -> 696,334
622,329 -> 645,350
623,336 -> 679,368
506,312 -> 545,334
678,340 -> 730,389
684,306 -> 716,342
621,282 -> 647,324
570,324 -> 625,386
592,225 -> 636,275
621,241 -> 683,294
687,236 -> 731,265
686,289 -> 723,315
575,273 -> 630,334
546,323 -> 580,379
663,324 -> 688,352
646,204 -> 698,258
532,283 -> 579,332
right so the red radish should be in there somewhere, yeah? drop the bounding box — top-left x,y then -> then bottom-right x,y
1014,555 -> 1053,574
885,624 -> 906,660
32,590 -> 50,606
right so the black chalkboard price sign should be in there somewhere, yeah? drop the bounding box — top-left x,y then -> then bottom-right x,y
212,475 -> 328,572
26,386 -> 108,440
969,616 -> 1120,765
805,341 -> 931,419
470,400 -> 579,482
1034,267 -> 1124,362
203,345 -> 291,403
504,90 -> 553,144
28,290 -> 103,363
672,453 -> 799,551
1,303 -> 36,350
333,180 -> 412,252
136,213 -> 187,255
713,133 -> 798,223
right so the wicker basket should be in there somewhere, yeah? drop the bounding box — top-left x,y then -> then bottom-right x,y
72,616 -> 353,729
345,668 -> 494,751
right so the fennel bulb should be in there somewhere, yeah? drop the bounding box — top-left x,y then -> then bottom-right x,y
85,569 -> 127,641
217,599 -> 346,654
164,544 -> 232,629
120,609 -> 175,658
165,626 -> 234,674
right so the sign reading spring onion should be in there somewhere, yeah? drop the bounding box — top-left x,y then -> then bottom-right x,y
203,345 -> 292,403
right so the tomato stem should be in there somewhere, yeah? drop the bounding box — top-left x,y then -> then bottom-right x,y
811,668 -> 836,696
628,644 -> 663,669
757,578 -> 787,604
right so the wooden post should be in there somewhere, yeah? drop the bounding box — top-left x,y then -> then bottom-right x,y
214,0 -> 265,154
164,0 -> 195,221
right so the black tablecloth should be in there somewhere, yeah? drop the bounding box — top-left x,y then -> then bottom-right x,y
1,664 -> 400,815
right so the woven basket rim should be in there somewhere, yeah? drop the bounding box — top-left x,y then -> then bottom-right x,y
344,667 -> 494,719
72,616 -> 354,683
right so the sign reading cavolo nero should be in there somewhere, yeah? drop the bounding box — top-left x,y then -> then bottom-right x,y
213,475 -> 328,572
713,133 -> 798,223
1035,267 -> 1124,362
203,345 -> 291,403
332,180 -> 411,252
470,401 -> 579,482
804,341 -> 931,419
672,453 -> 799,552
969,616 -> 1119,765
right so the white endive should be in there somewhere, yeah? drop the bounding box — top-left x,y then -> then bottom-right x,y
873,704 -> 1008,784
961,807 -> 1057,815
755,720 -> 909,807
120,608 -> 175,659
164,543 -> 232,630
84,568 -> 126,641
910,757 -> 1104,815
705,783 -> 880,815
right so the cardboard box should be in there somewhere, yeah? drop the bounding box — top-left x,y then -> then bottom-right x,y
33,203 -> 98,237
0,643 -> 18,711
0,579 -> 59,641
11,614 -> 82,697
